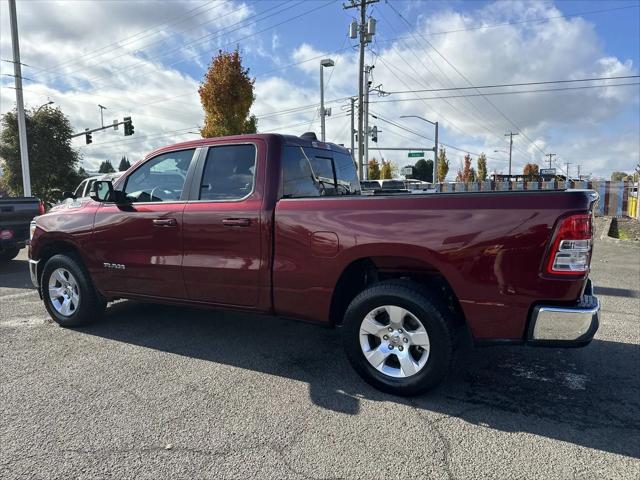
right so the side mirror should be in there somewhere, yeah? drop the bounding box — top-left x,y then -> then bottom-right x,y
90,180 -> 113,202
62,191 -> 76,200
90,181 -> 129,205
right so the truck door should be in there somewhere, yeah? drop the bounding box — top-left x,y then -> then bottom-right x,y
89,148 -> 198,299
181,142 -> 264,307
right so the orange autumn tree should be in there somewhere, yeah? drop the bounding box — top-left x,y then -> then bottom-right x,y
199,48 -> 257,138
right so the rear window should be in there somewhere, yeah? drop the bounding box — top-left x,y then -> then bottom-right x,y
282,146 -> 360,198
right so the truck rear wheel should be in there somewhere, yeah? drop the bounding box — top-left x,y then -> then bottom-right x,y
42,254 -> 105,327
0,247 -> 20,262
342,280 -> 454,396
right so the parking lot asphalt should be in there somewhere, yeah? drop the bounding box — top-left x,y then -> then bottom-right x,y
1,239 -> 639,479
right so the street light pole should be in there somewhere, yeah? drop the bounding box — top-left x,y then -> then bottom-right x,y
400,115 -> 438,182
319,59 -> 334,142
35,101 -> 54,115
98,104 -> 107,128
8,0 -> 31,197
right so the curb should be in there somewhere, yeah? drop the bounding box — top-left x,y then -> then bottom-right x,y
600,217 -> 640,247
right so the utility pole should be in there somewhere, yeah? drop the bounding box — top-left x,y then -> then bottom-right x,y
344,0 -> 378,180
545,153 -> 556,169
434,122 -> 438,183
363,65 -> 372,180
350,97 -> 355,159
505,132 -> 519,180
8,0 -> 31,197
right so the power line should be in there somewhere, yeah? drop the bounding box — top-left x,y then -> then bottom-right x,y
374,3 -> 639,41
31,1 -> 231,79
9,1 -> 339,127
71,0 -> 301,90
377,5 -> 529,161
371,112 -> 505,161
368,82 -> 640,102
385,75 -> 640,94
385,0 -> 548,160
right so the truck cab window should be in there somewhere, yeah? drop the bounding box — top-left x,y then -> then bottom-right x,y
74,180 -> 87,198
199,144 -> 256,201
282,146 -> 361,198
124,149 -> 194,203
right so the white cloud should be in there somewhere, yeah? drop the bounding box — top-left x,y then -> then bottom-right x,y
0,0 -> 638,179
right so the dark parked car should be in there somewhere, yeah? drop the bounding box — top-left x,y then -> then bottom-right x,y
0,196 -> 44,262
28,133 -> 600,395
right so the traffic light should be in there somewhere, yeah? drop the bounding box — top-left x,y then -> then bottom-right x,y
85,128 -> 92,145
370,126 -> 378,143
123,116 -> 134,136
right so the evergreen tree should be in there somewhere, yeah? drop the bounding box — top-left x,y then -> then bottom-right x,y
118,156 -> 131,171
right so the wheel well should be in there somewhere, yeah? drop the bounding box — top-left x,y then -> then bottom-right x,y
329,256 -> 466,329
36,241 -> 82,282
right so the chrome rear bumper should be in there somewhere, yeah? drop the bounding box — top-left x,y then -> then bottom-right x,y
527,280 -> 599,347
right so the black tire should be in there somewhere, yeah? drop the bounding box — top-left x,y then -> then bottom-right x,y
342,280 -> 455,396
41,253 -> 106,327
0,247 -> 20,262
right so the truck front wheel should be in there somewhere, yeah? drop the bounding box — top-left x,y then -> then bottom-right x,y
42,254 -> 106,327
342,280 -> 454,396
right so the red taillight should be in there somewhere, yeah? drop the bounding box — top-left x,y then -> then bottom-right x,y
38,201 -> 45,215
545,213 -> 593,276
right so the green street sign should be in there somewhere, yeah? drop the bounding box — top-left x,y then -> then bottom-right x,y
408,152 -> 424,158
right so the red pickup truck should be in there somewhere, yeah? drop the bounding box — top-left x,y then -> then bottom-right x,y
28,133 -> 600,395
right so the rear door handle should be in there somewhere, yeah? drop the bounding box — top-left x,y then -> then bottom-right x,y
153,218 -> 177,227
222,218 -> 251,227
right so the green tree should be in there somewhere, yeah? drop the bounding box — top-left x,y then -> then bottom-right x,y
199,48 -> 257,138
436,147 -> 449,182
477,153 -> 487,181
380,160 -> 397,179
98,160 -> 115,173
456,154 -> 474,183
0,106 -> 81,204
413,158 -> 434,182
523,163 -> 540,180
368,158 -> 380,180
118,156 -> 131,171
611,171 -> 629,181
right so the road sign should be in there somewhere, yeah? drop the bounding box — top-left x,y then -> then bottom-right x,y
541,168 -> 556,175
401,166 -> 413,176
408,152 -> 424,158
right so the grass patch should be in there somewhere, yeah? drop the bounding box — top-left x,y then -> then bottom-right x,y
617,229 -> 631,240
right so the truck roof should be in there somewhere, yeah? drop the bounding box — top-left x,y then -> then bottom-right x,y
145,133 -> 351,159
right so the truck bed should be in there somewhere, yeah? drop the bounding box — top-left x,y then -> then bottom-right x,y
272,189 -> 597,340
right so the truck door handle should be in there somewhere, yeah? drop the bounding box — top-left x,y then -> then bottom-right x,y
222,218 -> 251,227
153,218 -> 177,227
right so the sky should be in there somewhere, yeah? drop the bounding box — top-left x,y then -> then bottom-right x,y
0,0 -> 639,180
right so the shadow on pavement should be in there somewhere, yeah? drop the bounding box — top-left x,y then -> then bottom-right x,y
0,259 -> 33,290
80,300 -> 640,459
596,286 -> 640,298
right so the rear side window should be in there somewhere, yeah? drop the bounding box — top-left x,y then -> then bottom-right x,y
199,144 -> 256,200
282,146 -> 360,198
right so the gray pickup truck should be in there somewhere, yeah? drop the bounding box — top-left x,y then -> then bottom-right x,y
0,197 -> 43,262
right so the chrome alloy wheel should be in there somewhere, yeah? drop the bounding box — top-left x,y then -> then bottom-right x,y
48,268 -> 80,317
359,305 -> 431,378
